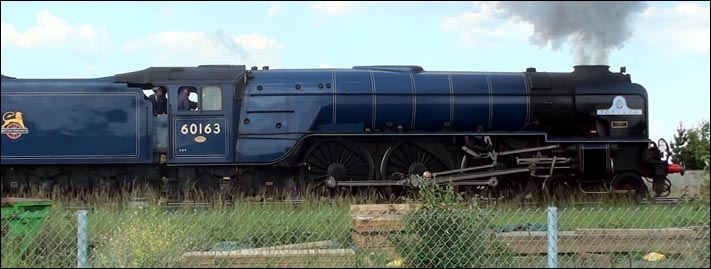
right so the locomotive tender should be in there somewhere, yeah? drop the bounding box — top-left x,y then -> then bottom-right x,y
0,65 -> 682,200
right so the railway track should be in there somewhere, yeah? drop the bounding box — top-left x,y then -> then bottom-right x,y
52,195 -> 686,211
2,174 -> 684,209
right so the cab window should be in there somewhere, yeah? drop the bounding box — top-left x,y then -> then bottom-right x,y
202,86 -> 222,111
177,86 -> 198,111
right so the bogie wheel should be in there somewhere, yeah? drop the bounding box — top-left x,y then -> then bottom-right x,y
542,173 -> 576,205
299,140 -> 374,198
610,172 -> 649,203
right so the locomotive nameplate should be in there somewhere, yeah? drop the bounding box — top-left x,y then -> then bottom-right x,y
597,96 -> 643,116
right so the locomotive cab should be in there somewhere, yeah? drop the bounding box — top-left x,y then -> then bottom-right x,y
114,65 -> 247,165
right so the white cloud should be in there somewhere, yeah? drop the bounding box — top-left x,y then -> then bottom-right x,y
123,31 -> 284,67
633,3 -> 709,55
1,9 -> 109,49
440,2 -> 533,49
232,33 -> 283,54
1,22 -> 19,47
266,3 -> 284,17
319,63 -> 333,68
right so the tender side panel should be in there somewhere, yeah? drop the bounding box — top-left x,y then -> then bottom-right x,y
1,90 -> 151,164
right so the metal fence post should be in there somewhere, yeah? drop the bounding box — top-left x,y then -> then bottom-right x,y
547,206 -> 558,268
77,210 -> 88,268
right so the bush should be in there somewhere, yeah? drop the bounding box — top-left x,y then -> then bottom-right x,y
92,210 -> 197,268
670,120 -> 710,170
391,179 -> 511,268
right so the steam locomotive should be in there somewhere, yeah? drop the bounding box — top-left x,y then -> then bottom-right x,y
0,64 -> 682,201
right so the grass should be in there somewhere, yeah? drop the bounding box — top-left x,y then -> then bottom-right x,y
2,201 -> 708,268
3,182 -> 710,268
8,183 -> 701,213
3,203 -> 355,268
88,206 -> 352,268
508,252 -> 710,268
488,205 -> 710,230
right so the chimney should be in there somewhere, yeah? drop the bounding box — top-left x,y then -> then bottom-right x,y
573,65 -> 610,75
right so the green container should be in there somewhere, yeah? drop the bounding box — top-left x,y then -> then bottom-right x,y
1,198 -> 54,268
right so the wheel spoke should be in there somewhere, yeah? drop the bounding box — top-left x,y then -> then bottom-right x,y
336,146 -> 345,164
314,147 -> 330,166
422,154 -> 433,167
343,153 -> 360,169
301,141 -> 373,190
382,141 -> 450,180
417,148 -> 426,164
408,144 -> 418,163
309,161 -> 328,171
324,143 -> 333,161
393,150 -> 410,167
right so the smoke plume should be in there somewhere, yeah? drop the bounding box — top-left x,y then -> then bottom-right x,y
495,1 -> 647,65
213,30 -> 253,63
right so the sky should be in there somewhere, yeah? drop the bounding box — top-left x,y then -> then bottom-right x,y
1,1 -> 709,142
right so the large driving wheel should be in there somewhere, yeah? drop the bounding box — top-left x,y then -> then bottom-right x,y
380,140 -> 451,180
299,140 -> 374,196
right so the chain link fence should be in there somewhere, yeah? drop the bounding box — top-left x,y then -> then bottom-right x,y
2,202 -> 709,268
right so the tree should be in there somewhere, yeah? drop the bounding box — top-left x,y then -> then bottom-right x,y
670,120 -> 710,170
701,155 -> 709,204
670,122 -> 687,165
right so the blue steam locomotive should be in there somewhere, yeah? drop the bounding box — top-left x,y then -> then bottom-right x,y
0,65 -> 682,200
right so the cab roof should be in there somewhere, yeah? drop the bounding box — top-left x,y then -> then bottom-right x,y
113,65 -> 246,84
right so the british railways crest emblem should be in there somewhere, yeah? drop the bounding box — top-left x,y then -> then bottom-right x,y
1,111 -> 29,139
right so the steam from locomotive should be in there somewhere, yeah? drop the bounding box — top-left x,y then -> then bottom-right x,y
493,1 -> 647,65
